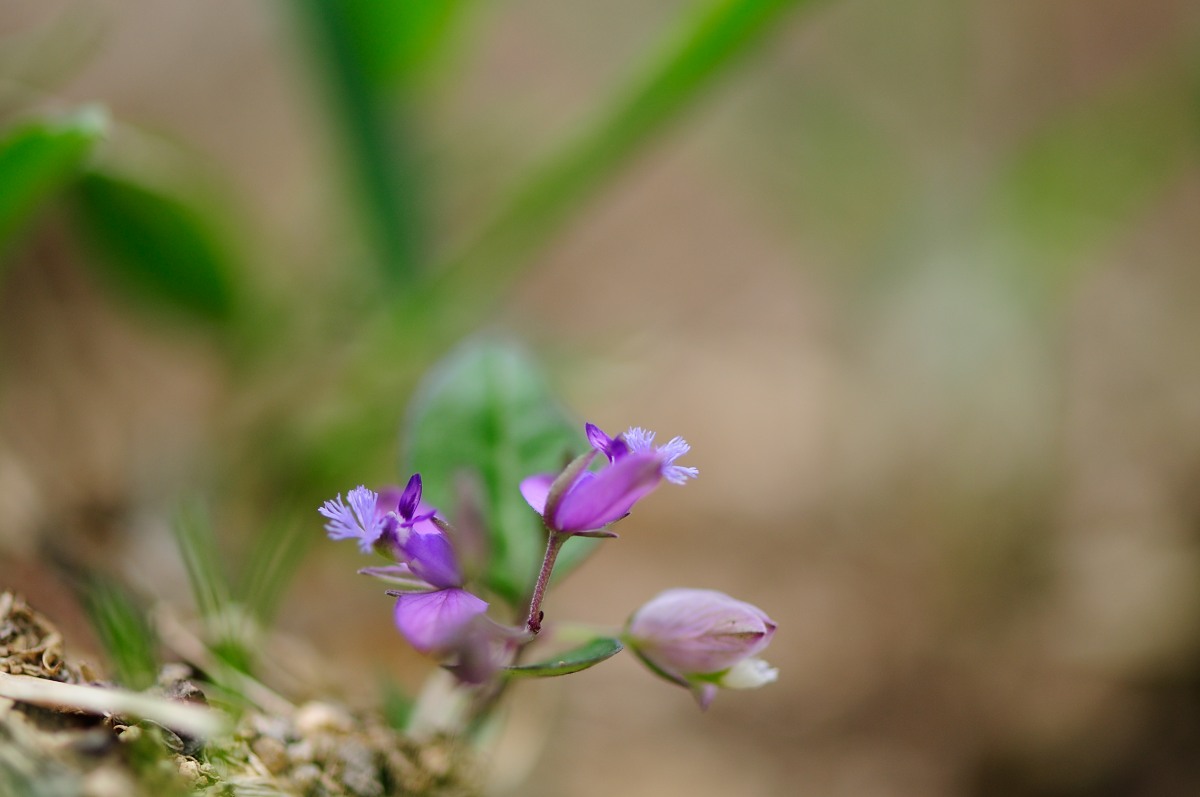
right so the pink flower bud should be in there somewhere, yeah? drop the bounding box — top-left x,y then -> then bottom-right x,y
627,588 -> 777,709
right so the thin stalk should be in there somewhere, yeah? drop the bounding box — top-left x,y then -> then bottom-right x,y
525,531 -> 566,634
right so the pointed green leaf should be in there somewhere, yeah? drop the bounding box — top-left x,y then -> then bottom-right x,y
404,342 -> 597,605
0,106 -> 107,261
72,171 -> 237,322
506,636 -> 623,678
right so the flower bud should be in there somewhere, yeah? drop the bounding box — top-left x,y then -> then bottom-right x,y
627,588 -> 777,709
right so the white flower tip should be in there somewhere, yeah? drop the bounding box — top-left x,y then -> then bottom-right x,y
719,658 -> 778,690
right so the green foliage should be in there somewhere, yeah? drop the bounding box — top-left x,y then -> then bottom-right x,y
404,341 -> 593,606
432,0 -> 815,307
506,636 -> 624,678
985,60 -> 1200,299
80,577 -> 159,690
238,510 -> 312,627
0,107 -> 106,264
171,502 -> 255,674
72,171 -> 237,323
294,0 -> 427,289
336,0 -> 476,87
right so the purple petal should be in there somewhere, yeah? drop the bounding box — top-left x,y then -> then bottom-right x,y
586,422 -> 629,462
398,523 -> 462,589
553,452 -> 663,532
519,473 -> 555,515
398,473 -> 422,520
393,588 -> 488,654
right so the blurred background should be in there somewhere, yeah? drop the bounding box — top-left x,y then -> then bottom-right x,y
2,0 -> 1200,795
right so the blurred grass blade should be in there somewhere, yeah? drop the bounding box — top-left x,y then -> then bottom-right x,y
336,0 -> 478,87
172,501 -> 257,674
172,501 -> 232,625
433,0 -> 815,303
238,509 -> 312,626
984,57 -> 1200,300
0,106 -> 106,262
72,171 -> 237,323
294,0 -> 426,289
80,576 -> 158,690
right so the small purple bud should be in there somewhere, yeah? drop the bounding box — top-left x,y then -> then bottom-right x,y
627,588 -> 777,709
398,473 -> 423,521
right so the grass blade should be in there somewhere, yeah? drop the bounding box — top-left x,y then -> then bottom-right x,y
431,0 -> 818,305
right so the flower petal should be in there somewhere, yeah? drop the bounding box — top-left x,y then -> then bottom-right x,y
398,473 -> 423,520
586,422 -> 628,461
553,452 -> 663,532
718,657 -> 779,690
393,588 -> 489,655
398,523 -> 462,589
519,473 -> 555,515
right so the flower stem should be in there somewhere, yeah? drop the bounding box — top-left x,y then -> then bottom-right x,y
525,531 -> 566,634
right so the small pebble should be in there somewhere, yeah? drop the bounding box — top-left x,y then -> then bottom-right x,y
251,735 -> 290,775
295,701 -> 354,735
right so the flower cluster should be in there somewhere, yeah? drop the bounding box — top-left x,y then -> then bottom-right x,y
321,474 -> 495,680
320,422 -> 775,708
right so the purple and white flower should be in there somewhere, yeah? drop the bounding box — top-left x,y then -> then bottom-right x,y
519,423 -> 697,535
626,588 -> 777,709
321,474 -> 492,672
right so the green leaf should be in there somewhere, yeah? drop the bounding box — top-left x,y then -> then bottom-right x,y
506,636 -> 624,678
0,106 -> 107,261
72,171 -> 237,322
337,0 -> 477,87
404,341 -> 594,605
293,0 -> 426,289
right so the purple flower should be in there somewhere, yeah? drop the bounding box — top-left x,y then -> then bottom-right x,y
626,588 -> 777,709
322,475 -> 492,674
519,423 -> 697,534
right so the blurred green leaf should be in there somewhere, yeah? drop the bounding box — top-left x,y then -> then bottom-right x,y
433,0 -> 815,307
294,1 -> 426,289
0,106 -> 106,263
338,0 -> 476,87
80,577 -> 159,690
985,60 -> 1200,298
72,171 -> 237,322
506,636 -> 623,678
404,341 -> 593,606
